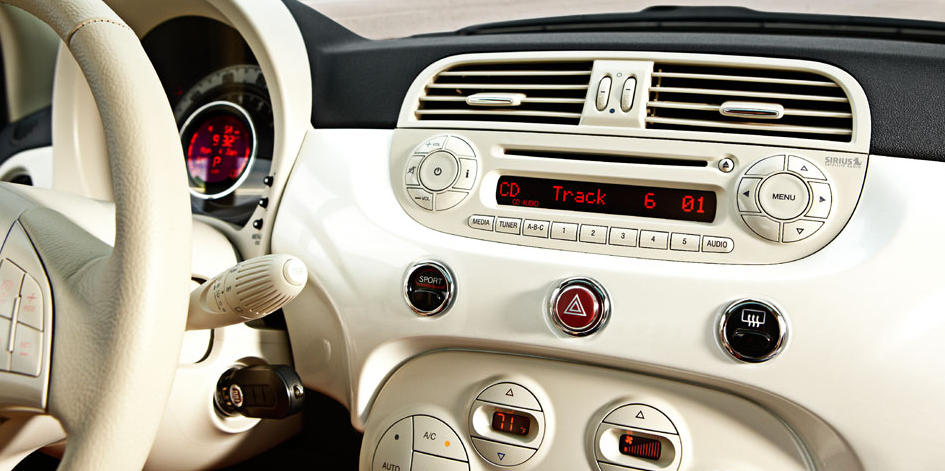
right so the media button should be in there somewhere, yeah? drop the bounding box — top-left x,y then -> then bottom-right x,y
468,215 -> 495,231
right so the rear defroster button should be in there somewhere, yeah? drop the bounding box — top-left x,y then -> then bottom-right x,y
549,277 -> 610,336
404,261 -> 455,316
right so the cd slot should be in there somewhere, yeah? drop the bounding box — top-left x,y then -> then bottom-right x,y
503,148 -> 708,167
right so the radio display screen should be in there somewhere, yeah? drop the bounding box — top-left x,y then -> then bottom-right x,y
495,175 -> 716,223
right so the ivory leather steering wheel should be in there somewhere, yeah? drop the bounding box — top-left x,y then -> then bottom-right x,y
0,0 -> 192,469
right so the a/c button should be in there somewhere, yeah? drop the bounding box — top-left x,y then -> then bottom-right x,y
413,416 -> 467,462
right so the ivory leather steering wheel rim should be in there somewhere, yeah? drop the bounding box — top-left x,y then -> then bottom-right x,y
0,0 -> 192,470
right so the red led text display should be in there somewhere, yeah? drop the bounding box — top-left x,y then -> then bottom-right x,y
185,114 -> 252,185
619,434 -> 661,461
491,411 -> 531,436
496,176 -> 716,223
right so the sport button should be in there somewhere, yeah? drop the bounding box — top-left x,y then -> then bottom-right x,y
758,173 -> 810,220
550,278 -> 610,336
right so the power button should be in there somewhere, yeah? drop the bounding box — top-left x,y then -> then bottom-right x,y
404,261 -> 455,316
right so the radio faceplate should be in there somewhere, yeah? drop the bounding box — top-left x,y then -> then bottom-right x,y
391,129 -> 867,264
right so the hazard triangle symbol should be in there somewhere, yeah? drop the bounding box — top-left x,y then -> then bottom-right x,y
563,294 -> 587,317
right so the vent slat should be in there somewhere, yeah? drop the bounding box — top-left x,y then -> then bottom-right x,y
420,96 -> 586,104
428,83 -> 589,91
417,109 -> 583,119
647,101 -> 853,119
651,72 -> 840,88
438,70 -> 592,77
647,63 -> 854,142
649,86 -> 848,103
416,60 -> 592,125
645,117 -> 852,136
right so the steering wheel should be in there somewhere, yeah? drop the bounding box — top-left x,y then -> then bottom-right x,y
0,0 -> 192,470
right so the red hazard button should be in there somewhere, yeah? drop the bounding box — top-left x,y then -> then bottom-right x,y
549,278 -> 610,336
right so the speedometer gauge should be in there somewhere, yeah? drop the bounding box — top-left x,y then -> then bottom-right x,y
173,64 -> 273,225
180,101 -> 256,199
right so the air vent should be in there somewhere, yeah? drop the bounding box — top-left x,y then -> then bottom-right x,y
416,61 -> 593,125
647,64 -> 853,142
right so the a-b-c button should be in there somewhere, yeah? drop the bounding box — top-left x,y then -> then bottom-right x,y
549,278 -> 610,336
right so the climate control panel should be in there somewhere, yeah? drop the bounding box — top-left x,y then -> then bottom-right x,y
392,129 -> 868,264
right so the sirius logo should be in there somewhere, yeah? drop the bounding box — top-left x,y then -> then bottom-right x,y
824,156 -> 864,168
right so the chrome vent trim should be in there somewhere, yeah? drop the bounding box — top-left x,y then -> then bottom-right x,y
647,63 -> 854,142
415,61 -> 593,126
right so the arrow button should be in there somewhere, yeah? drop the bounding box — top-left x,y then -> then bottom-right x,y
737,177 -> 762,213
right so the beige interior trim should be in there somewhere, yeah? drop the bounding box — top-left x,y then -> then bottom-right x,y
0,0 -> 193,470
0,4 -> 58,121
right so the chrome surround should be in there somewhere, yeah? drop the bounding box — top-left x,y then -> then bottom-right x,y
179,100 -> 258,200
547,277 -> 611,337
466,92 -> 526,107
718,298 -> 787,363
719,101 -> 785,120
402,260 -> 456,316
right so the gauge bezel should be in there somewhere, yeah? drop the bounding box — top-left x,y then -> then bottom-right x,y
179,100 -> 258,200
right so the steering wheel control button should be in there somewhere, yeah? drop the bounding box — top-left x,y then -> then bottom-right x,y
496,217 -> 523,235
407,188 -> 434,210
411,452 -> 469,471
0,317 -> 10,370
807,181 -> 833,219
453,159 -> 478,190
788,155 -> 826,180
11,323 -> 42,376
0,260 -> 25,319
604,404 -> 679,435
782,219 -> 824,243
523,220 -> 550,238
639,230 -> 669,250
477,382 -> 542,411
720,299 -> 787,362
702,236 -> 734,253
373,418 -> 413,471
758,173 -> 811,220
404,261 -> 455,316
263,175 -> 274,187
550,278 -> 610,336
419,151 -> 459,192
468,215 -> 495,231
405,156 -> 423,186
17,275 -> 43,330
434,191 -> 468,211
745,154 -> 785,176
413,415 -> 468,462
742,215 -> 780,242
551,221 -> 579,241
471,438 -> 535,466
252,219 -> 263,230
736,177 -> 762,213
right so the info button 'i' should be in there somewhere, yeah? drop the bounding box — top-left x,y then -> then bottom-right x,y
548,277 -> 611,336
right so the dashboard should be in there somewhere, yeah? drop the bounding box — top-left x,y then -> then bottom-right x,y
1,0 -> 944,470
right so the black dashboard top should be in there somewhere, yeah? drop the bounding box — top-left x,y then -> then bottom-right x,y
284,0 -> 945,162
